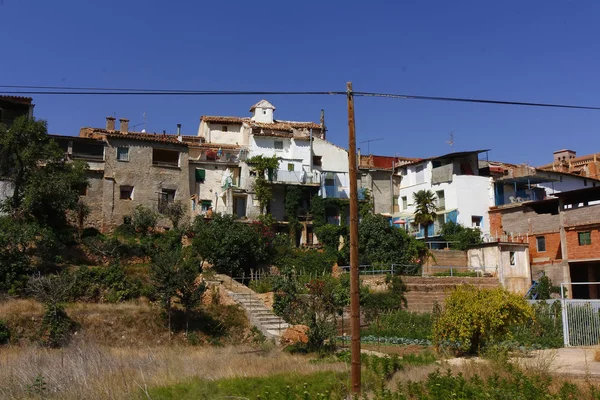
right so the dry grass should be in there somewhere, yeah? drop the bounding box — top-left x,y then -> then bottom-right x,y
595,348 -> 600,362
1,299 -> 250,347
0,344 -> 347,399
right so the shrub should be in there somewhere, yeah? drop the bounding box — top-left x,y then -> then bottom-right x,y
133,205 -> 158,236
362,275 -> 408,323
39,306 -> 77,348
510,300 -> 563,349
66,263 -> 143,302
0,319 -> 10,344
441,221 -> 483,250
433,286 -> 534,354
276,249 -> 336,276
363,310 -> 433,340
248,276 -> 274,293
528,274 -> 561,300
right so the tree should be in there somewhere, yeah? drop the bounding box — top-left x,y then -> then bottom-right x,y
27,274 -> 77,347
74,200 -> 90,241
176,254 -> 206,334
433,286 -> 534,354
358,213 -> 427,266
162,200 -> 186,230
413,189 -> 438,241
441,221 -> 482,250
0,116 -> 88,226
150,250 -> 181,338
191,214 -> 269,276
133,205 -> 158,236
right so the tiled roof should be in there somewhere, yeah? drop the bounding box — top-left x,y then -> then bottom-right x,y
200,115 -> 322,132
0,95 -> 33,104
359,155 -> 421,170
196,143 -> 241,150
80,127 -> 188,146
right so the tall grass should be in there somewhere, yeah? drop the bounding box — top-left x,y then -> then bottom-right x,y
0,344 -> 347,399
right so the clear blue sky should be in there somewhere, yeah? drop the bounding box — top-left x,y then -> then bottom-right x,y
1,0 -> 599,165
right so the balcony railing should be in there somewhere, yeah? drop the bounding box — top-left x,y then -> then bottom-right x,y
273,169 -> 318,185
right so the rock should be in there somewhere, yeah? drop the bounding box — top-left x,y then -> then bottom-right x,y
280,324 -> 309,346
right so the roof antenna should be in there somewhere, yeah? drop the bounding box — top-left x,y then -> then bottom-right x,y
446,132 -> 454,148
359,138 -> 383,155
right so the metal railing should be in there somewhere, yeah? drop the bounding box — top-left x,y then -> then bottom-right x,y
273,169 -> 318,184
423,265 -> 492,277
338,264 -> 422,276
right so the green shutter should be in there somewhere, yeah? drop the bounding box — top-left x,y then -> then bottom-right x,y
195,169 -> 206,182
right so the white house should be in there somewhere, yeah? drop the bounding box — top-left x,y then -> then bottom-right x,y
191,100 -> 350,244
396,150 -> 495,240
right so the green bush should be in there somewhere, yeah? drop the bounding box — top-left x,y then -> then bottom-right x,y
133,205 -> 158,236
510,301 -> 563,349
276,248 -> 336,276
0,319 -> 10,344
362,275 -> 408,323
441,221 -> 483,250
433,286 -> 534,354
39,306 -> 77,348
65,263 -> 143,302
363,310 -> 433,340
248,277 -> 274,293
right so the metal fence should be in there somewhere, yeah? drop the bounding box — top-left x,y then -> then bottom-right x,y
337,264 -> 422,276
559,282 -> 600,347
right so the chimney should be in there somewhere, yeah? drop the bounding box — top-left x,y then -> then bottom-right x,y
177,123 -> 182,136
106,116 -> 116,131
119,118 -> 129,134
320,109 -> 326,140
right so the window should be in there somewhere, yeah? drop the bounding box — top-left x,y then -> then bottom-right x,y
415,165 -> 424,184
471,216 -> 483,228
313,156 -> 322,166
325,177 -> 335,187
158,189 -> 176,213
274,140 -> 283,151
72,142 -> 104,160
584,179 -> 588,187
152,149 -> 180,167
263,110 -> 267,115
436,190 -> 445,210
120,185 -> 133,200
579,231 -> 592,246
117,147 -> 129,162
222,125 -> 228,132
201,200 -> 212,212
509,251 -> 515,266
536,236 -> 546,252
402,196 -> 408,209
288,163 -> 295,172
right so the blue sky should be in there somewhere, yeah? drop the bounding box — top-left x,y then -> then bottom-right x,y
1,0 -> 599,165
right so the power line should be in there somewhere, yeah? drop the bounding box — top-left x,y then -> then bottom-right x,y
353,92 -> 600,111
2,85 -> 600,110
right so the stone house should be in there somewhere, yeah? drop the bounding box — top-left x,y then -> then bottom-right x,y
53,117 -> 191,232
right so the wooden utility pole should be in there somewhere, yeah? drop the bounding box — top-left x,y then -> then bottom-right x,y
346,82 -> 361,393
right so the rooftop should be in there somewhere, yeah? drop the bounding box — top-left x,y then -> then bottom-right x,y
397,149 -> 490,168
0,95 -> 33,105
80,127 -> 188,146
200,115 -> 322,132
359,154 -> 421,170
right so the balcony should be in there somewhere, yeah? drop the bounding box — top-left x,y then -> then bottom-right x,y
273,169 -> 319,185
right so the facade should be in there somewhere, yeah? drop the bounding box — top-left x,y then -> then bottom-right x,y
538,149 -> 600,180
190,100 -> 351,245
396,150 -> 494,239
358,154 -> 419,215
489,186 -> 600,299
468,242 -> 531,294
53,117 -> 191,232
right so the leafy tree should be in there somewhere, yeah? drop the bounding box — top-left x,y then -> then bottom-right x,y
359,213 -> 427,266
412,189 -> 438,241
191,214 -> 269,276
176,252 -> 206,334
433,285 -> 534,354
150,250 -> 182,338
441,221 -> 482,250
133,205 -> 158,236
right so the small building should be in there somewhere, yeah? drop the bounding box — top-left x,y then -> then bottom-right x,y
50,117 -> 191,232
468,242 -> 531,295
396,150 -> 494,240
489,186 -> 600,299
0,95 -> 34,127
538,148 -> 600,180
358,153 -> 419,215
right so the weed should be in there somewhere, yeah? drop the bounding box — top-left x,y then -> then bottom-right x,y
0,319 -> 10,344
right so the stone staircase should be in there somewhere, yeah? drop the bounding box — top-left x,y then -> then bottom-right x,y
215,274 -> 289,340
402,276 -> 501,313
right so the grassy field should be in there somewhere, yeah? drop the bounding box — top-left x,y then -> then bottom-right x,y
0,345 -> 348,399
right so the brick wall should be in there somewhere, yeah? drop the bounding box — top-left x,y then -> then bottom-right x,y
566,228 -> 600,260
425,250 -> 468,269
531,261 -> 569,287
529,232 -> 562,264
489,210 -> 502,236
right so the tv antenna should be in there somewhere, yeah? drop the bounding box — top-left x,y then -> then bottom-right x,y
359,138 -> 383,154
446,132 -> 454,148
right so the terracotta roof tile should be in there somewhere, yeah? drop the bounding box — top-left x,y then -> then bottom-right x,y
360,154 -> 422,170
80,127 -> 187,146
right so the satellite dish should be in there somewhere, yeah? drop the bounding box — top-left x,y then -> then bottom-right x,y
141,129 -> 146,133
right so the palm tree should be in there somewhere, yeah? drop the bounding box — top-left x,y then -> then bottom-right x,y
413,190 -> 438,241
